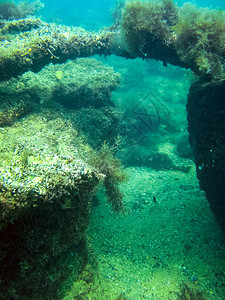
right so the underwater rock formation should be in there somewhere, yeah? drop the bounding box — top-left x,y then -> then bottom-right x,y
0,113 -> 99,299
0,58 -> 121,138
0,0 -> 225,81
0,56 -> 126,298
0,1 -> 225,298
121,0 -> 225,79
1,0 -> 224,231
0,19 -> 118,81
187,79 -> 225,233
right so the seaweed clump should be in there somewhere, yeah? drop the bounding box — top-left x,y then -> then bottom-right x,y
177,283 -> 207,300
87,141 -> 127,212
121,0 -> 225,78
121,0 -> 178,61
0,0 -> 43,21
174,3 -> 225,79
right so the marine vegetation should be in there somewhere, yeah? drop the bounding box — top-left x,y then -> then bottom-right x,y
173,3 -> 225,79
121,0 -> 225,78
177,283 -> 207,300
121,0 -> 178,61
0,0 -> 43,20
87,141 -> 127,212
0,0 -> 224,80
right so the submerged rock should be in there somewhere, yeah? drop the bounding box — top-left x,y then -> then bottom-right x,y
0,113 -> 99,299
187,79 -> 225,233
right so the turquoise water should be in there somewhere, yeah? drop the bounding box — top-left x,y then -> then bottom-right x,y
0,0 -> 225,299
41,0 -> 225,28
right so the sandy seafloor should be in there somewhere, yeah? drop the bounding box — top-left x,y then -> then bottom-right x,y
60,57 -> 225,300
65,165 -> 225,299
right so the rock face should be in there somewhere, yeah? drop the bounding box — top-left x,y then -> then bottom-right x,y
0,114 -> 99,299
0,57 -> 122,299
187,79 -> 225,232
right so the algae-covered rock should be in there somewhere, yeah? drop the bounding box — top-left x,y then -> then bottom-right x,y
0,112 -> 98,229
174,3 -> 225,79
0,58 -> 121,109
0,57 -> 121,130
0,111 -> 100,299
71,106 -> 120,148
50,58 -> 121,108
121,0 -> 181,65
0,18 -> 116,81
0,97 -> 32,126
121,0 -> 225,79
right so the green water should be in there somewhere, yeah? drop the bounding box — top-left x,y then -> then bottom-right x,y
63,58 -> 225,300
0,1 -> 225,299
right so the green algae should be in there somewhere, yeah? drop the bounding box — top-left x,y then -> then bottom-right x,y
0,0 -> 43,21
121,0 -> 225,79
174,3 -> 225,79
0,58 -> 121,109
0,112 -> 98,229
121,0 -> 178,59
87,141 -> 128,212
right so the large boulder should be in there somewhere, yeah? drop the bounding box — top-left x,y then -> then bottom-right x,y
0,113 -> 99,299
187,79 -> 225,232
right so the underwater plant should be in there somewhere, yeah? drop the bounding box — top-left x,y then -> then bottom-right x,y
121,0 -> 178,61
173,3 -> 225,78
121,0 -> 225,78
87,141 -> 127,212
178,283 -> 207,300
0,0 -> 43,20
112,0 -> 125,26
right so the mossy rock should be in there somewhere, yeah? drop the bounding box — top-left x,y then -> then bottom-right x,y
174,3 -> 225,78
121,0 -> 225,78
71,106 -> 120,148
0,111 -> 100,299
0,58 -> 121,110
0,112 -> 99,229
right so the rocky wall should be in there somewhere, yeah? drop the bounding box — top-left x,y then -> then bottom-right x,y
187,79 -> 225,233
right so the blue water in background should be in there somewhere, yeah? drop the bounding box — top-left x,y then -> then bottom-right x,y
40,0 -> 225,29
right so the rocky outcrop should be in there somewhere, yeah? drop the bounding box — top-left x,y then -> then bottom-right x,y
187,79 -> 225,232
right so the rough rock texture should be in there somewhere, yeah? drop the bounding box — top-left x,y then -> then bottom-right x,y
1,0 -> 225,82
0,55 -> 123,298
0,113 -> 99,299
187,79 -> 225,232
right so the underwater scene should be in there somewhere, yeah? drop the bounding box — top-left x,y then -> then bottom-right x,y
0,0 -> 225,299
